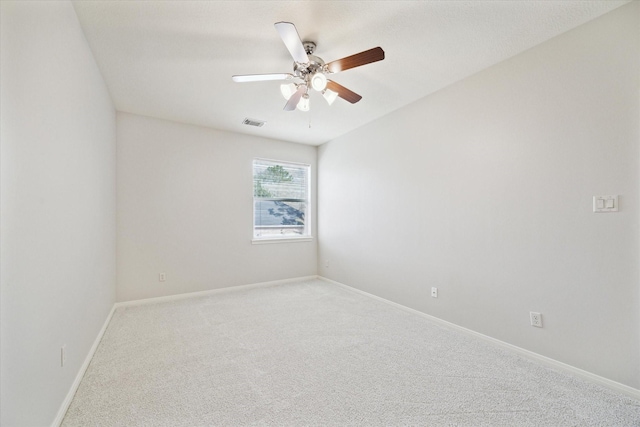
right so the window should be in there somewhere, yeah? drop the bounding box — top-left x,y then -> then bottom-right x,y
253,159 -> 311,242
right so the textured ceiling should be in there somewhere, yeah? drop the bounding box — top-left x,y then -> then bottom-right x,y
72,1 -> 629,146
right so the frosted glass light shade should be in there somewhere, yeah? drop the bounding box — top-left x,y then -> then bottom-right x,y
310,73 -> 327,92
297,94 -> 310,111
280,83 -> 297,100
322,89 -> 338,105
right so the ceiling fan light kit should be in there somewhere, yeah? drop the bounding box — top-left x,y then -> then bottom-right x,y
232,22 -> 385,112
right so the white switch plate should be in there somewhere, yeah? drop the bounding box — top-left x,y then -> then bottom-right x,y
159,273 -> 166,282
593,195 -> 618,213
431,287 -> 438,298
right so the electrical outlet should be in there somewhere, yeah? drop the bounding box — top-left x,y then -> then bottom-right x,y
61,345 -> 66,367
530,312 -> 542,328
431,287 -> 438,298
324,260 -> 329,268
159,273 -> 166,282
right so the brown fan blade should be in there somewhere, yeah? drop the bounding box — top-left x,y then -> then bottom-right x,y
232,73 -> 294,83
326,80 -> 362,104
326,47 -> 385,73
274,22 -> 309,64
283,85 -> 307,111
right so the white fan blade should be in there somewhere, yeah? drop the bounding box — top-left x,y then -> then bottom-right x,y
283,85 -> 306,111
232,73 -> 294,83
274,22 -> 309,64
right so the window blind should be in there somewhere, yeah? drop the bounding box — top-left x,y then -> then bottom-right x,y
253,159 -> 310,238
253,160 -> 307,200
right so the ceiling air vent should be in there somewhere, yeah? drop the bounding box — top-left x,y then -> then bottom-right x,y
242,118 -> 266,127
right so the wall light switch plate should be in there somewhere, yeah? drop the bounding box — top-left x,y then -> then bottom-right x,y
593,195 -> 618,213
431,287 -> 438,298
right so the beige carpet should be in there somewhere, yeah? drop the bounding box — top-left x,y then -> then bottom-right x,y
62,279 -> 640,426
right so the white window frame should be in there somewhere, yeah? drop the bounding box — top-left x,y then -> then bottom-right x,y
252,158 -> 312,244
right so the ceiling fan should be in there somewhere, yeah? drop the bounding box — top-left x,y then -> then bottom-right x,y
232,22 -> 385,112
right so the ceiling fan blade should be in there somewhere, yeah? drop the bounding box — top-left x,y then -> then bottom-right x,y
326,47 -> 385,73
232,73 -> 294,83
326,80 -> 362,104
283,85 -> 307,111
274,22 -> 309,64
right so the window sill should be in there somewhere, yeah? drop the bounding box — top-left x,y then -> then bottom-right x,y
252,236 -> 314,245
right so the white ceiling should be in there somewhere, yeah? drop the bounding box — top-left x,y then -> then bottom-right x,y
72,1 -> 629,146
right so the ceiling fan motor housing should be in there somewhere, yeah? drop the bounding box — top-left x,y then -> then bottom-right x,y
294,53 -> 326,77
294,46 -> 329,92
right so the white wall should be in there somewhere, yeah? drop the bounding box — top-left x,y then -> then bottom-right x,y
0,1 -> 116,426
318,3 -> 639,388
117,113 -> 317,302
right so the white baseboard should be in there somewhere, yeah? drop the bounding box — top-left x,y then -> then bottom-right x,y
51,304 -> 117,427
114,275 -> 319,308
318,275 -> 640,401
